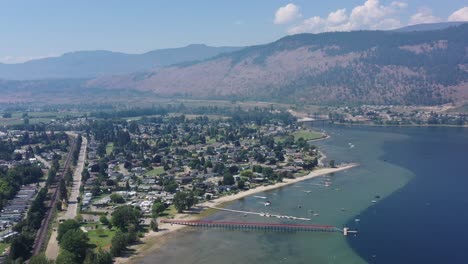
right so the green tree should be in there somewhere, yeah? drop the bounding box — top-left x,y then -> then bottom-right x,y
150,219 -> 159,231
151,202 -> 165,218
237,180 -> 245,189
240,170 -> 253,178
173,192 -> 187,213
223,173 -> 235,185
60,229 -> 89,262
56,250 -> 78,264
57,219 -> 80,243
329,160 -> 336,168
110,193 -> 125,204
29,254 -> 54,264
94,249 -> 113,264
58,178 -> 68,202
100,215 -> 111,227
186,191 -> 196,210
111,205 -> 141,231
110,231 -> 128,257
9,234 -> 32,261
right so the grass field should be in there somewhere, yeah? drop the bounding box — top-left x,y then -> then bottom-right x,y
292,129 -> 324,141
144,166 -> 165,177
275,129 -> 324,143
0,243 -> 9,256
0,111 -> 85,126
105,143 -> 114,155
87,225 -> 117,250
159,205 -> 178,218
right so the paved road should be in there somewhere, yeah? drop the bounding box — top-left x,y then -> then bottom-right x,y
44,136 -> 87,260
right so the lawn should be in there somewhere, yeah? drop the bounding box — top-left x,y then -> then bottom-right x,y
206,136 -> 217,144
0,243 -> 9,256
145,166 -> 165,177
105,143 -> 114,155
159,204 -> 178,218
292,129 -> 324,141
87,225 -> 117,250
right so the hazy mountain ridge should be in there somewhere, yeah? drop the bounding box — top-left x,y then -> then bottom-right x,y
88,24 -> 468,105
0,44 -> 242,80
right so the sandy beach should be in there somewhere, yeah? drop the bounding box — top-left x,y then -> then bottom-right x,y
116,163 -> 358,263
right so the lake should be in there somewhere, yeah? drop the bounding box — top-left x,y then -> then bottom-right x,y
140,125 -> 468,264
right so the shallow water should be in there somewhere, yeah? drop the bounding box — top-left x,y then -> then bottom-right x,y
140,125 -> 467,264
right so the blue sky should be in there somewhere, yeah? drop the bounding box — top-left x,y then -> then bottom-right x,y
0,0 -> 467,63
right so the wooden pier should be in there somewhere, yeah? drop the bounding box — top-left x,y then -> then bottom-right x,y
160,219 -> 347,233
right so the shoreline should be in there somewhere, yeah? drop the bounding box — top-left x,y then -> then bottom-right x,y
332,122 -> 468,128
116,163 -> 358,263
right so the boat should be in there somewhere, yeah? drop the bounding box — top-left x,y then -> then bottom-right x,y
355,218 -> 361,222
254,196 -> 267,199
371,200 -> 377,203
264,201 -> 271,206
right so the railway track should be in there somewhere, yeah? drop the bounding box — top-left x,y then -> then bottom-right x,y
31,135 -> 77,257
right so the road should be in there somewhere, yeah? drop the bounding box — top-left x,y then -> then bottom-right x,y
44,136 -> 87,260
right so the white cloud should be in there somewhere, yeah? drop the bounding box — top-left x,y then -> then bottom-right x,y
274,3 -> 301,24
287,0 -> 406,34
327,9 -> 347,25
409,7 -> 442,25
448,7 -> 468,21
391,1 -> 408,9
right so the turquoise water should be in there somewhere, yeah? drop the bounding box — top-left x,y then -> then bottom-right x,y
140,125 -> 466,263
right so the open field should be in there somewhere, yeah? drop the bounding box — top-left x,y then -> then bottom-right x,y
292,129 -> 325,141
144,166 -> 165,177
86,224 -> 117,250
105,143 -> 114,155
0,111 -> 85,126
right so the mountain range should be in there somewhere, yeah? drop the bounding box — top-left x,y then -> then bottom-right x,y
0,22 -> 467,106
88,23 -> 468,105
0,44 -> 241,80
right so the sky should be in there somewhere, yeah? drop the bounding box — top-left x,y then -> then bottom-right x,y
0,0 -> 467,63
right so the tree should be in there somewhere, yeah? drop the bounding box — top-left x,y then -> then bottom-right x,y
151,202 -> 165,218
60,229 -> 89,262
56,250 -> 79,264
111,205 -> 141,231
100,215 -> 111,228
94,249 -> 113,264
173,192 -> 187,213
29,254 -> 54,264
150,219 -> 159,231
329,160 -> 336,168
57,219 -> 80,243
59,178 -> 68,202
110,193 -> 125,204
56,200 -> 62,211
240,170 -> 253,178
223,173 -> 235,185
9,234 -> 32,261
110,231 -> 128,257
185,191 -> 196,210
262,167 -> 274,178
237,180 -> 245,189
